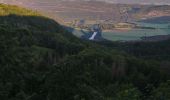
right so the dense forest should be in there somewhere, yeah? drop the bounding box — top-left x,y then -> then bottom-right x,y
0,4 -> 170,100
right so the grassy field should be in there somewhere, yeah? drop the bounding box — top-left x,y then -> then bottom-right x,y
102,29 -> 170,41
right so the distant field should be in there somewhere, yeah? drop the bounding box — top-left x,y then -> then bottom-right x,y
72,23 -> 170,41
102,29 -> 170,41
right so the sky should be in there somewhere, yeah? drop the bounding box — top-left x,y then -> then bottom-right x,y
96,0 -> 170,5
0,0 -> 170,5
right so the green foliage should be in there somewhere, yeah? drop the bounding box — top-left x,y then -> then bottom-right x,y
150,80 -> 170,100
115,84 -> 141,100
101,40 -> 170,61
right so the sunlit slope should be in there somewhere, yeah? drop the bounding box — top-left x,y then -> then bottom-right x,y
0,4 -> 40,16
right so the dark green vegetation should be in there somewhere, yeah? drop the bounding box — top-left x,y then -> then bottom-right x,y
0,4 -> 170,100
101,40 -> 170,61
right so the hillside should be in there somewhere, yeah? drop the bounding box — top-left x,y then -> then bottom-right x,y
0,4 -> 170,100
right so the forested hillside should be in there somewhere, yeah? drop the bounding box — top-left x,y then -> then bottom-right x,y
0,4 -> 170,100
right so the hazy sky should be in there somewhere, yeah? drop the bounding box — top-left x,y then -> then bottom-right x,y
97,0 -> 170,5
1,0 -> 170,5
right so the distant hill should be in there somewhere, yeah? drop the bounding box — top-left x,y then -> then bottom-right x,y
1,0 -> 170,24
